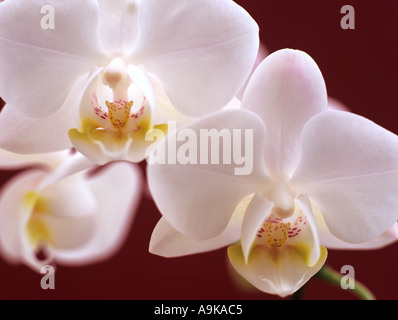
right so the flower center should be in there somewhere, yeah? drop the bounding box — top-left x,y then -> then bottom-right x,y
68,58 -> 168,163
105,100 -> 134,129
256,212 -> 307,249
264,221 -> 291,247
256,216 -> 291,248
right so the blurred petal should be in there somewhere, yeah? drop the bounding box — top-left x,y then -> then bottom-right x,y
242,49 -> 327,179
38,172 -> 98,219
150,194 -> 253,257
0,170 -> 45,265
40,213 -> 96,250
147,109 -> 269,240
0,166 -> 106,271
0,149 -> 70,170
38,152 -> 95,190
292,110 -> 398,243
228,244 -> 327,297
0,159 -> 139,271
132,0 -> 259,117
0,0 -> 105,117
55,162 -> 142,265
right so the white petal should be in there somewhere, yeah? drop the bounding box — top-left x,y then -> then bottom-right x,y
131,0 -> 259,117
292,110 -> 398,243
0,73 -> 89,153
150,77 -> 242,128
322,222 -> 398,250
242,49 -> 327,179
294,195 -> 321,267
55,162 -> 142,265
240,193 -> 273,264
312,203 -> 398,249
150,215 -> 240,258
150,194 -> 252,257
126,64 -> 157,116
0,0 -> 105,117
147,109 -> 269,240
228,244 -> 327,297
149,76 -> 194,128
97,0 -> 140,54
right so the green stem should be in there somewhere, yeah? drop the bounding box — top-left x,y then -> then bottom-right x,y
316,264 -> 375,300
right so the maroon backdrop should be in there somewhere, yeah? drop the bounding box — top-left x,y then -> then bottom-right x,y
0,0 -> 397,300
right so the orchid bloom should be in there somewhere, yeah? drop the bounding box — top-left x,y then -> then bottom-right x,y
0,152 -> 142,272
147,49 -> 398,297
0,0 -> 259,164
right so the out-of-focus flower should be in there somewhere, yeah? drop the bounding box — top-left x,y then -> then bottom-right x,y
148,49 -> 398,297
0,148 -> 70,170
0,151 -> 142,272
0,0 -> 259,164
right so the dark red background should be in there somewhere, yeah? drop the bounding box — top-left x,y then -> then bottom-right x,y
0,0 -> 397,300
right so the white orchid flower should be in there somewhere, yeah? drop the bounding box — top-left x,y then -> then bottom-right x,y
0,0 -> 259,164
147,49 -> 398,297
0,153 -> 142,272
